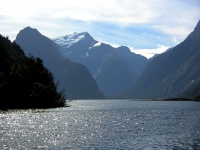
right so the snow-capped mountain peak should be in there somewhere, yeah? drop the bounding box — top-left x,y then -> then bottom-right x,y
53,32 -> 93,48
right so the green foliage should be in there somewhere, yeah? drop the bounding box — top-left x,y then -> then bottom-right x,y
0,34 -> 66,109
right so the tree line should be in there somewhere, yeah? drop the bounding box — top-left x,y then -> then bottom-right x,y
0,34 -> 66,109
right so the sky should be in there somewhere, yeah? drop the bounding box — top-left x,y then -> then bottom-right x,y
0,0 -> 200,58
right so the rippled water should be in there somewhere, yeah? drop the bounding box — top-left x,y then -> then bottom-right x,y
0,100 -> 200,150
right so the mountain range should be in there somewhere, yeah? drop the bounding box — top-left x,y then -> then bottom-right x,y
53,32 -> 148,96
14,19 -> 200,100
15,27 -> 105,99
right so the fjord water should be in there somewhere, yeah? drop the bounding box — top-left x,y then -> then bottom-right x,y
0,100 -> 200,150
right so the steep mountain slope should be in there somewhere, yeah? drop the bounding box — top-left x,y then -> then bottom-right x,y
53,32 -> 148,96
15,27 -> 105,99
125,20 -> 200,99
0,34 -> 66,108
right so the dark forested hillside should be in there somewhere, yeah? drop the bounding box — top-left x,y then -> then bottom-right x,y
0,35 -> 66,109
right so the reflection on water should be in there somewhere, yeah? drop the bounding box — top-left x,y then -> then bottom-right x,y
0,100 -> 200,149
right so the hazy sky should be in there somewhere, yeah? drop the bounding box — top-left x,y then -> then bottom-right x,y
0,0 -> 200,58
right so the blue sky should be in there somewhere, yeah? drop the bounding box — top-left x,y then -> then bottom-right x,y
0,0 -> 200,58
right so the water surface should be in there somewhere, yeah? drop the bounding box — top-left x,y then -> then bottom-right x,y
0,100 -> 200,149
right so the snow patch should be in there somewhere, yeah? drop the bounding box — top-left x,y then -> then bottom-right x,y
93,41 -> 101,47
53,32 -> 86,48
89,42 -> 101,49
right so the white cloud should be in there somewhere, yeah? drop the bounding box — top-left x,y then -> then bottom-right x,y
130,45 -> 170,59
153,25 -> 191,37
1,0 -> 199,27
0,0 -> 199,53
98,41 -> 170,59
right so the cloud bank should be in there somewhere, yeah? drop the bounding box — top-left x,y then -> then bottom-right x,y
0,0 -> 199,58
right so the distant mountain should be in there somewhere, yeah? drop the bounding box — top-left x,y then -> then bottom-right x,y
53,32 -> 148,96
125,20 -> 200,99
15,27 -> 105,99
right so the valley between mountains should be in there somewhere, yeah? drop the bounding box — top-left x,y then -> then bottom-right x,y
15,20 -> 200,100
